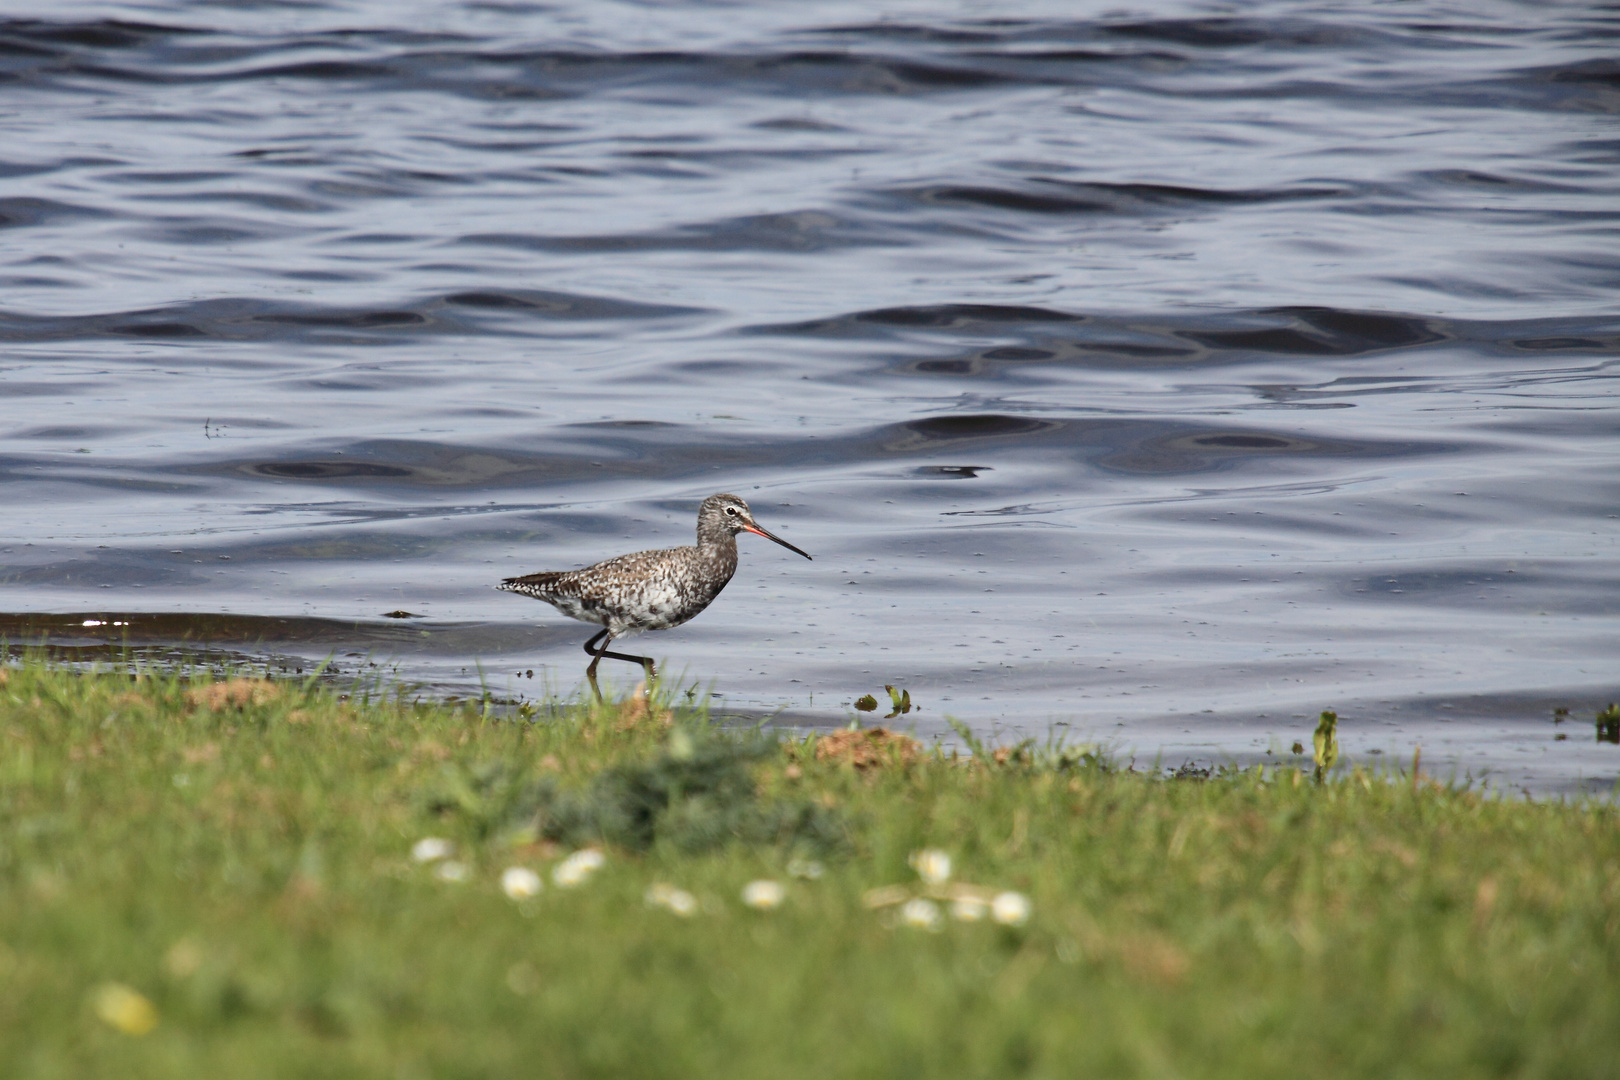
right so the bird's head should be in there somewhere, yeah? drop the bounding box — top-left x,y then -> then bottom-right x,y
699,493 -> 811,560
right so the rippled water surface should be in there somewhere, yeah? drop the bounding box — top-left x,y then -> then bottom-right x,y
3,1 -> 1618,794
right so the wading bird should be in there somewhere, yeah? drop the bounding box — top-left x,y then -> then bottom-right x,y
498,493 -> 811,689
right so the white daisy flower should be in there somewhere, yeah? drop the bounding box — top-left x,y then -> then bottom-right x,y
501,866 -> 542,899
908,849 -> 952,886
900,898 -> 943,931
645,883 -> 699,916
411,837 -> 454,863
741,880 -> 786,910
991,891 -> 1032,926
553,848 -> 605,888
951,897 -> 988,922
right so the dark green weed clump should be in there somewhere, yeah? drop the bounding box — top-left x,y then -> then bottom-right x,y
1598,702 -> 1620,744
2,657 -> 1618,1080
428,729 -> 848,855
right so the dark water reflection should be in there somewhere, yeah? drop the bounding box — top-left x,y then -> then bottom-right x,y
2,2 -> 1617,795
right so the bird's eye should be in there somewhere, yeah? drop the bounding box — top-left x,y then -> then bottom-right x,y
724,506 -> 738,516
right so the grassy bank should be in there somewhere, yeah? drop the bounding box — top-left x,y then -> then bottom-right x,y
2,659 -> 1617,1079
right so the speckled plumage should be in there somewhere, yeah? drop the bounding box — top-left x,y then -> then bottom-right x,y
498,493 -> 811,678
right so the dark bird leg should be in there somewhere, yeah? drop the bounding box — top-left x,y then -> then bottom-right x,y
582,628 -> 657,680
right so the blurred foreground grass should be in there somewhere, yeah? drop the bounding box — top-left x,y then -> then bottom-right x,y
2,658 -> 1617,1078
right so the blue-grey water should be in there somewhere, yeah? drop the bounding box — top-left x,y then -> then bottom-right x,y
2,1 -> 1617,795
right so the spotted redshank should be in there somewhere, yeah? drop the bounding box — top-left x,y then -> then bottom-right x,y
498,493 -> 812,685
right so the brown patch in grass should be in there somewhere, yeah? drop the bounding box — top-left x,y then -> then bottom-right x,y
1373,836 -> 1420,868
511,839 -> 561,860
29,869 -> 66,902
1118,934 -> 1190,986
413,740 -> 451,763
616,681 -> 673,731
1473,876 -> 1500,932
814,727 -> 922,769
277,872 -> 326,924
182,742 -> 220,765
994,941 -> 1049,999
68,739 -> 105,761
184,679 -> 280,711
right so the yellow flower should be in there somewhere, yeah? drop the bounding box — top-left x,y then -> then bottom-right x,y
91,982 -> 159,1036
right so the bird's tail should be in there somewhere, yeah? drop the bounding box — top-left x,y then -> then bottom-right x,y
497,571 -> 565,598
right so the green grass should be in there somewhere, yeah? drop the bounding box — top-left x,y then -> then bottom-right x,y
2,657 -> 1617,1079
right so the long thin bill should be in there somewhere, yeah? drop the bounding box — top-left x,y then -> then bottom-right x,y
744,523 -> 812,560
